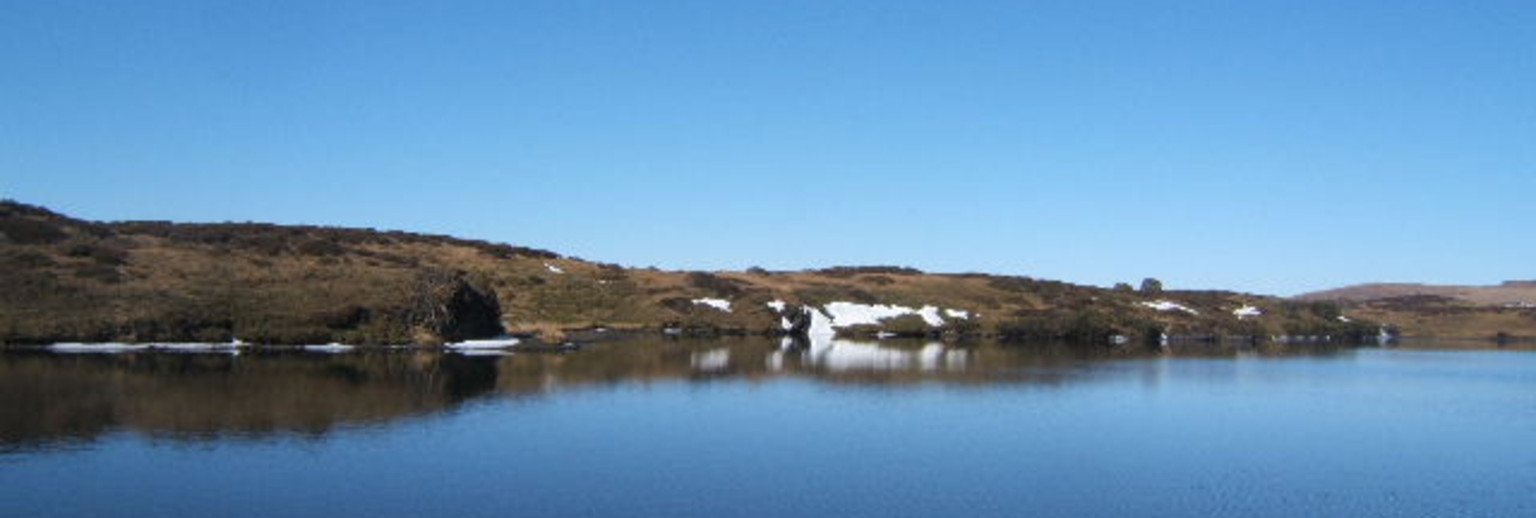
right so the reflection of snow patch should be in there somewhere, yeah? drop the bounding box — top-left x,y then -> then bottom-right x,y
1233,305 -> 1262,319
453,349 -> 512,357
692,298 -> 733,312
1337,315 -> 1352,323
804,338 -> 969,372
1141,300 -> 1199,315
919,343 -> 944,371
767,350 -> 785,371
692,348 -> 730,371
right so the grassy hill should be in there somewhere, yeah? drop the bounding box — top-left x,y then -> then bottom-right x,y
2,201 -> 1378,346
1297,283 -> 1536,340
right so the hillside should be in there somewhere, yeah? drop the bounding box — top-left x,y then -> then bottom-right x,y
1298,282 -> 1536,306
2,201 -> 1379,346
1297,283 -> 1536,339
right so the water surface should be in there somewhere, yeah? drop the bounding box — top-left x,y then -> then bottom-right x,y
2,339 -> 1532,517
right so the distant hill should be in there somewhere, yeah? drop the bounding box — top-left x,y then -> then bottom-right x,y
1296,282 -> 1536,339
1297,282 -> 1536,306
0,200 -> 1401,346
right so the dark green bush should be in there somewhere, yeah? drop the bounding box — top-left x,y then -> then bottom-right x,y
0,218 -> 68,244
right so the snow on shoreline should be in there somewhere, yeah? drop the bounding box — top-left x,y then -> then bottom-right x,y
444,337 -> 522,350
46,342 -> 245,355
692,298 -> 733,312
303,343 -> 356,353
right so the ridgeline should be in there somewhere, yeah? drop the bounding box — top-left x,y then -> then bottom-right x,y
2,200 -> 1387,346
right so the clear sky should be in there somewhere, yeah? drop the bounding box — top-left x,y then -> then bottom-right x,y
3,1 -> 1532,296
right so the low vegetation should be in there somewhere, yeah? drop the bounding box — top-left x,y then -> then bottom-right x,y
0,200 -> 1431,346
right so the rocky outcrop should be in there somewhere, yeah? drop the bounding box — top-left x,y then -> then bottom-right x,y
404,270 -> 505,344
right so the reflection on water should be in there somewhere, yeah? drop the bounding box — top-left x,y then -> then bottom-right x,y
0,338 -> 1354,449
4,339 -> 1533,518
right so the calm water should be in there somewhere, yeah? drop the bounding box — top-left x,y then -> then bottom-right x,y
1,339 -> 1532,517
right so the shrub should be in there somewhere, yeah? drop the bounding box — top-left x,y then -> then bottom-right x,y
295,238 -> 346,256
73,264 -> 122,284
67,243 -> 129,265
816,266 -> 923,278
687,272 -> 744,297
0,218 -> 68,244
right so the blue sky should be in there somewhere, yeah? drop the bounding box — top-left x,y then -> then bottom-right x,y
3,1 -> 1532,295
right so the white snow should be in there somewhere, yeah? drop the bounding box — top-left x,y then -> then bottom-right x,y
1141,300 -> 1199,315
766,300 -> 787,312
821,301 -> 948,329
808,307 -> 836,337
303,343 -> 355,353
692,298 -> 733,312
444,337 -> 521,349
1233,305 -> 1262,318
155,342 -> 243,354
944,308 -> 971,319
544,263 -> 564,274
914,306 -> 945,327
48,343 -> 151,354
1337,315 -> 1352,323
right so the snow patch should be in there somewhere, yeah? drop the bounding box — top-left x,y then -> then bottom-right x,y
1337,315 -> 1352,323
943,308 -> 971,319
444,337 -> 521,350
822,301 -> 947,329
808,307 -> 836,337
544,263 -> 564,274
303,343 -> 355,354
1141,300 -> 1199,315
154,343 -> 242,352
48,343 -> 151,354
766,300 -> 787,312
692,298 -> 733,312
1233,305 -> 1262,319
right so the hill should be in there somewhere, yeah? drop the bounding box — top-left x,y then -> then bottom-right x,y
1297,282 -> 1536,306
1297,282 -> 1536,340
2,200 -> 1380,346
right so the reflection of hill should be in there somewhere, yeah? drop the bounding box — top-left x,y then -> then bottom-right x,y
1,339 -> 1358,448
0,352 -> 498,449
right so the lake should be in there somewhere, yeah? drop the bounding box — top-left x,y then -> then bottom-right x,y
2,338 -> 1532,517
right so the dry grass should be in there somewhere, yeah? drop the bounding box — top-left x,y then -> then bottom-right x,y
1,200 -> 1402,345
